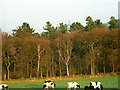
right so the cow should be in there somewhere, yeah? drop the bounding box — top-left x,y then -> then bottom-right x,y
90,82 -> 103,90
67,82 -> 80,90
43,80 -> 56,90
84,82 -> 103,90
0,84 -> 8,90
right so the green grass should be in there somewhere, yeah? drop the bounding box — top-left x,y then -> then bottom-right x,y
5,76 -> 118,88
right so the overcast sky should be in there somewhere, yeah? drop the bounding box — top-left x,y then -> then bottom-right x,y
0,0 -> 119,34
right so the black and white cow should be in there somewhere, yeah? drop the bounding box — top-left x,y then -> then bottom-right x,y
43,80 -> 56,90
67,82 -> 80,90
0,84 -> 8,90
84,82 -> 103,90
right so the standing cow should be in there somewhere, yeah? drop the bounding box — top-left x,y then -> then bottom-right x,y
43,80 -> 56,90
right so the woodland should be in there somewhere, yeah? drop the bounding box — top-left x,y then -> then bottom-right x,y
2,16 -> 119,80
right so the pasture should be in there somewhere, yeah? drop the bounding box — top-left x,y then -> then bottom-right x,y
4,76 -> 118,89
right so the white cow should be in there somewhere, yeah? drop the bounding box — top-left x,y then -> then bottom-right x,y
67,82 -> 80,90
43,80 -> 56,90
0,84 -> 8,90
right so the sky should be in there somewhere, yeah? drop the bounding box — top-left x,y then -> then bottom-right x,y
0,0 -> 119,34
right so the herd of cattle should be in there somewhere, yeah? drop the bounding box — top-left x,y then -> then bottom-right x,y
0,80 -> 103,90
43,80 -> 103,90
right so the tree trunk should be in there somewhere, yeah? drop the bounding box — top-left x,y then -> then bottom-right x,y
7,56 -> 10,80
59,57 -> 62,77
37,44 -> 40,78
52,58 -> 55,77
27,60 -> 29,77
20,56 -> 23,78
79,60 -> 82,74
103,59 -> 105,73
40,69 -> 43,78
49,59 -> 52,77
104,67 -> 106,73
7,67 -> 10,80
30,59 -> 32,78
66,63 -> 69,76
91,58 -> 93,75
91,45 -> 95,75
14,56 -> 16,74
91,58 -> 95,75
46,69 -> 49,77
113,63 -> 114,72
55,62 -> 57,77
14,62 -> 16,74
4,73 -> 6,80
37,44 -> 45,78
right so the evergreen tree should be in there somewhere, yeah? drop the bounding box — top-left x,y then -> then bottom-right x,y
58,23 -> 68,34
43,21 -> 57,39
94,19 -> 105,28
108,16 -> 118,30
85,16 -> 96,31
12,22 -> 35,37
70,22 -> 84,32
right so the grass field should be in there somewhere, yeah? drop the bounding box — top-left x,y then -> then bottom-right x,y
4,76 -> 118,89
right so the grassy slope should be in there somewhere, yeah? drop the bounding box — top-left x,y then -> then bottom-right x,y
5,76 -> 118,88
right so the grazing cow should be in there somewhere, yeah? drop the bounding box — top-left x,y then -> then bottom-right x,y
67,82 -> 80,90
0,84 -> 8,90
43,80 -> 56,90
84,82 -> 103,90
90,82 -> 103,90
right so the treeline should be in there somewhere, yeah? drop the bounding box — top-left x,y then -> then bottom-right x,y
2,16 -> 119,80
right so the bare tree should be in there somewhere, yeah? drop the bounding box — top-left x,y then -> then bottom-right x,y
55,33 -> 73,76
37,43 -> 45,78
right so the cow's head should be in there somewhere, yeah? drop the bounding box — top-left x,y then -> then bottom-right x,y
74,82 -> 80,88
76,85 -> 80,88
6,86 -> 8,88
100,84 -> 103,90
2,85 -> 5,88
90,82 -> 92,86
43,84 -> 46,90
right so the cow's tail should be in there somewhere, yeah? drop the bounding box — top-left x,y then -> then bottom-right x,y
54,83 -> 56,87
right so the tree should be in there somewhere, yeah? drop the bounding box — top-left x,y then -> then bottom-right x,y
12,22 -> 35,37
43,21 -> 57,39
94,19 -> 105,28
85,16 -> 96,31
108,49 -> 118,72
58,23 -> 68,34
108,16 -> 118,30
70,22 -> 84,32
82,29 -> 105,75
55,33 -> 73,76
36,38 -> 48,78
2,33 -> 15,79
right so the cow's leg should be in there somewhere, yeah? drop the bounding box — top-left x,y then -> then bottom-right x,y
67,88 -> 71,90
74,88 -> 76,90
67,84 -> 69,90
52,85 -> 54,90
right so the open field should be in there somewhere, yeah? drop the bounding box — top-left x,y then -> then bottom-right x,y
3,76 -> 118,89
